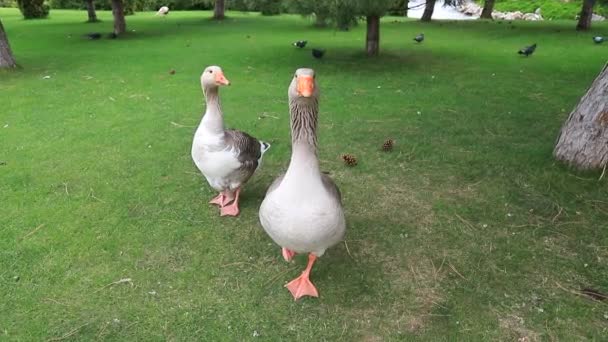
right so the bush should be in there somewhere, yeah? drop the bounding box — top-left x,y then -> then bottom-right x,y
49,0 -> 82,9
17,0 -> 50,18
255,0 -> 283,15
0,0 -> 18,7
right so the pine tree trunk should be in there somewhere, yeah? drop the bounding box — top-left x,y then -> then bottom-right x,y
214,0 -> 225,20
576,0 -> 595,31
111,0 -> 126,35
554,63 -> 608,170
86,0 -> 97,22
480,0 -> 495,19
421,0 -> 436,22
0,20 -> 16,68
366,15 -> 380,56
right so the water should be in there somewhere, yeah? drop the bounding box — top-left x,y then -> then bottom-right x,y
407,0 -> 479,20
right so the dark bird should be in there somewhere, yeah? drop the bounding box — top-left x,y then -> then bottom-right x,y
413,33 -> 424,43
85,32 -> 102,40
593,36 -> 605,44
518,43 -> 537,57
293,40 -> 307,48
108,32 -> 118,39
312,48 -> 325,59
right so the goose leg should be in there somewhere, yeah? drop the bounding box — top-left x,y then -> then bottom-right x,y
282,248 -> 296,262
209,192 -> 225,206
285,254 -> 319,300
220,188 -> 241,216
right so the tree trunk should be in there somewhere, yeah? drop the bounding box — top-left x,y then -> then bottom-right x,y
365,15 -> 380,56
480,0 -> 495,19
0,20 -> 16,68
554,63 -> 608,170
214,0 -> 225,20
86,0 -> 97,22
405,0 -> 409,17
111,0 -> 126,35
576,0 -> 595,31
421,0 -> 436,22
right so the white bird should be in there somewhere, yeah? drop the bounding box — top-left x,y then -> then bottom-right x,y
156,6 -> 169,16
259,68 -> 346,300
192,66 -> 270,216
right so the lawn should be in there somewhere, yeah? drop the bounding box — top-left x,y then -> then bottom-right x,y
1,8 -> 608,340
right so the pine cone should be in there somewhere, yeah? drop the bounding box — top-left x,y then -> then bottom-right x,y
342,154 -> 358,167
382,139 -> 394,151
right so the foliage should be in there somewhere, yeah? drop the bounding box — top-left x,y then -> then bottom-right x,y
16,0 -> 49,17
0,0 -> 17,7
254,0 -> 283,15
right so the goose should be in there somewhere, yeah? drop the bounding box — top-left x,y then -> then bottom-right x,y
259,68 -> 345,300
192,66 -> 270,216
156,6 -> 169,16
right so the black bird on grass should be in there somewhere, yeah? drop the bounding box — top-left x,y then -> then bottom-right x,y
518,43 -> 537,57
593,36 -> 605,44
293,40 -> 307,48
312,48 -> 325,59
85,32 -> 102,40
413,33 -> 424,43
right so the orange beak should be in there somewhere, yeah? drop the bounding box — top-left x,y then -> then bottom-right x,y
297,75 -> 314,97
215,72 -> 230,86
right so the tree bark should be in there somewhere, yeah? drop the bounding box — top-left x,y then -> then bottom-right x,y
214,0 -> 225,20
86,0 -> 97,22
111,0 -> 126,35
421,0 -> 436,22
366,15 -> 380,56
0,20 -> 16,68
554,63 -> 608,170
576,0 -> 595,31
480,0 -> 495,19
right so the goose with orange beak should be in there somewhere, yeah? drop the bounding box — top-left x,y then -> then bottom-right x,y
192,66 -> 270,216
259,68 -> 346,300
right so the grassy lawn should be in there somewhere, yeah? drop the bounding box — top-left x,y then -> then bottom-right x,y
1,8 -> 608,340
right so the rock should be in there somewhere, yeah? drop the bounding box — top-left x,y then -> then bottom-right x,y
458,2 -> 482,16
592,13 -> 605,22
503,11 -> 524,21
492,11 -> 506,20
523,13 -> 543,21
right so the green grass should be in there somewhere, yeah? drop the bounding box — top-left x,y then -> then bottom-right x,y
2,8 -> 608,340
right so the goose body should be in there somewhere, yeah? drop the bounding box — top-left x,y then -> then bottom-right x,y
260,154 -> 344,257
192,66 -> 270,216
259,68 -> 345,299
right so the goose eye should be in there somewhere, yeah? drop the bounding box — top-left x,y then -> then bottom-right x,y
208,70 -> 213,74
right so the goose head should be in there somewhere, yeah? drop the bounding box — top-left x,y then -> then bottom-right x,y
200,65 -> 230,91
288,68 -> 319,103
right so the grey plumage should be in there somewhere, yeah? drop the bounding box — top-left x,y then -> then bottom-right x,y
518,43 -> 537,56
